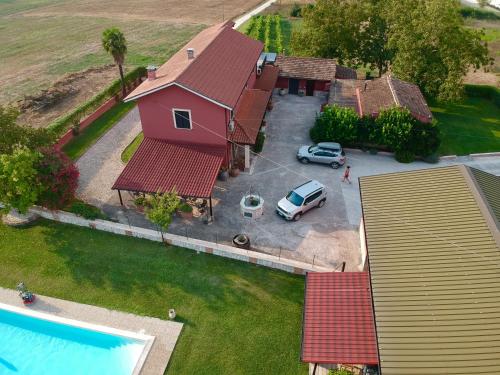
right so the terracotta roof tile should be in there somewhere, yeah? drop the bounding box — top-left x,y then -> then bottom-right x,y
254,65 -> 279,91
112,138 -> 224,197
125,22 -> 263,109
231,89 -> 272,144
302,272 -> 378,365
276,56 -> 357,81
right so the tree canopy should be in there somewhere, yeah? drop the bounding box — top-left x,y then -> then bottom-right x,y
291,0 -> 491,100
0,106 -> 54,155
102,28 -> 128,96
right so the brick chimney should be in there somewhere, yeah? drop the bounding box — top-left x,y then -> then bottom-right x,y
147,65 -> 157,80
187,48 -> 195,60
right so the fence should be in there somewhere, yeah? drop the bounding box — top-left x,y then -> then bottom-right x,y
29,206 -> 334,275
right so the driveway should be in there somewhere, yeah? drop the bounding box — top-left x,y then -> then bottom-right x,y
76,107 -> 141,208
80,94 -> 499,271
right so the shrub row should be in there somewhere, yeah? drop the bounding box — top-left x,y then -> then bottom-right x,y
274,15 -> 283,53
311,105 -> 441,163
245,15 -> 283,53
460,6 -> 500,20
264,15 -> 272,51
254,132 -> 266,153
464,84 -> 500,107
48,66 -> 146,137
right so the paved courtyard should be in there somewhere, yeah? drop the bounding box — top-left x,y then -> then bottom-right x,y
77,94 -> 500,271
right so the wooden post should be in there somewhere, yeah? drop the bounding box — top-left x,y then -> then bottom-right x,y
118,190 -> 124,206
209,196 -> 213,219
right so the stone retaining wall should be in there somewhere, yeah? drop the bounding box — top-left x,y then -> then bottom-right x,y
30,206 -> 332,275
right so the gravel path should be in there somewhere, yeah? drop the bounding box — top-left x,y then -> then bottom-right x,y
76,106 -> 141,207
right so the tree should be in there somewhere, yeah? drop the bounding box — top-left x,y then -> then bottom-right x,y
145,190 -> 180,241
0,147 -> 43,214
310,105 -> 359,145
386,0 -> 491,101
291,0 -> 391,74
478,0 -> 491,8
0,105 -> 54,155
102,28 -> 128,97
36,148 -> 79,209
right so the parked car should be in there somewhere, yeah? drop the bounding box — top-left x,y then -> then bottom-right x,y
276,180 -> 326,221
296,142 -> 346,168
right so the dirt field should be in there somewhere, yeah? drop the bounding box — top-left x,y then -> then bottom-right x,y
0,0 -> 263,127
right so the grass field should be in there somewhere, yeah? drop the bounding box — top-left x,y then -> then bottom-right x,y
0,219 -> 307,375
0,0 -> 263,124
431,96 -> 500,155
62,101 -> 136,160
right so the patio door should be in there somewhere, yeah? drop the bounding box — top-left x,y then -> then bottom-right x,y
289,78 -> 299,95
306,80 -> 314,96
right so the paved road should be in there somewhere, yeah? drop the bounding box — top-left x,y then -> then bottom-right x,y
76,107 -> 141,208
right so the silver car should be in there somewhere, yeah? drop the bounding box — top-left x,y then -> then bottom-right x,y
276,180 -> 327,221
297,142 -> 346,169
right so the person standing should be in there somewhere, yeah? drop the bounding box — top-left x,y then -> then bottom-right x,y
342,165 -> 351,184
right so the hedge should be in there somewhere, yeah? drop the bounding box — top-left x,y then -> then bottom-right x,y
48,66 -> 146,137
464,84 -> 500,107
460,6 -> 500,21
311,105 -> 441,162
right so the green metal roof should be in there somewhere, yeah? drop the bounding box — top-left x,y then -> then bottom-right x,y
359,165 -> 500,375
468,166 -> 500,227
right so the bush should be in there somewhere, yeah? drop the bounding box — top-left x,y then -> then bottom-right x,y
178,202 -> 193,213
460,6 -> 500,20
67,201 -> 106,220
290,3 -> 302,17
395,149 -> 415,163
312,105 -> 440,162
36,148 -> 79,209
464,84 -> 500,107
48,66 -> 146,137
264,15 -> 272,51
310,105 -> 358,145
254,132 -> 266,153
274,15 -> 283,53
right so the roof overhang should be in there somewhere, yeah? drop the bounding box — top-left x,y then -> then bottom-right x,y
113,138 -> 225,198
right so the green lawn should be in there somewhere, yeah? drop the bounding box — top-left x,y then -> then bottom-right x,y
431,97 -> 500,156
121,131 -> 144,163
0,219 -> 307,375
62,101 -> 136,160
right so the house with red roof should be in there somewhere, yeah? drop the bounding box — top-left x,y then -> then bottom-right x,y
112,21 -> 279,213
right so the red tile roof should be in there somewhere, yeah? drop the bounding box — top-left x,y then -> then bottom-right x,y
112,138 -> 224,198
302,272 -> 378,365
357,75 -> 432,123
276,56 -> 357,81
254,65 -> 279,91
231,89 -> 272,144
125,22 -> 263,109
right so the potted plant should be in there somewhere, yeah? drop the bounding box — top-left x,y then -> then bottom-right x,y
134,195 -> 148,212
178,202 -> 193,219
71,118 -> 81,136
279,88 -> 286,96
218,167 -> 229,181
229,167 -> 240,177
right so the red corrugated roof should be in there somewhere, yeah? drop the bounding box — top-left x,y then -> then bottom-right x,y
231,89 -> 272,144
125,22 -> 263,109
112,138 -> 224,197
302,272 -> 378,365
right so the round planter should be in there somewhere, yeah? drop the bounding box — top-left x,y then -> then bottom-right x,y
279,88 -> 286,96
229,168 -> 240,177
233,234 -> 251,249
179,210 -> 193,219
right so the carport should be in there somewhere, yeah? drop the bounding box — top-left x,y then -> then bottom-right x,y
112,137 -> 225,218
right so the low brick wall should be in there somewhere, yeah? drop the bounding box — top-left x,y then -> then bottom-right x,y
30,206 -> 332,275
55,78 -> 142,151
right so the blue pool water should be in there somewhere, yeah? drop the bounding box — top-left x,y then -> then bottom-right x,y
0,307 -> 146,375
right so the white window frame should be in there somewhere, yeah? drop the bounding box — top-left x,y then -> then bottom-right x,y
172,108 -> 192,130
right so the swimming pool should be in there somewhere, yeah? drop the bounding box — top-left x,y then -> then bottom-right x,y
0,303 -> 154,375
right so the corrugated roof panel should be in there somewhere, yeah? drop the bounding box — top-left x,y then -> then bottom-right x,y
359,165 -> 500,375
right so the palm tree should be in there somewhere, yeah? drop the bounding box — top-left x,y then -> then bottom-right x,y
102,28 -> 127,97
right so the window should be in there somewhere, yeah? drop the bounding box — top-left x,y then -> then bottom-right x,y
304,190 -> 322,205
173,109 -> 192,129
314,151 -> 334,157
286,191 -> 304,207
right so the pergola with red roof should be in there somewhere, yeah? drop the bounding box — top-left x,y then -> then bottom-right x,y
112,138 -> 225,216
302,272 -> 378,374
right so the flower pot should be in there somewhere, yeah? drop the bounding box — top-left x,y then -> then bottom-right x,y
179,210 -> 193,219
279,88 -> 286,96
233,234 -> 251,249
229,168 -> 240,177
218,170 -> 229,181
